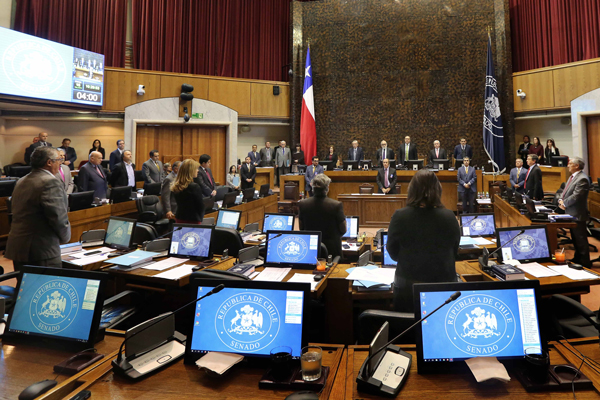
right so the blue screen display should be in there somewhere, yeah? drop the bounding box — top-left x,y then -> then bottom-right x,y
104,219 -> 134,248
170,226 -> 212,258
460,214 -> 496,236
216,210 -> 241,230
419,288 -> 542,361
190,286 -> 305,357
9,273 -> 101,342
265,232 -> 320,266
263,214 -> 294,231
0,27 -> 104,106
382,233 -> 394,266
498,227 -> 550,262
344,217 -> 359,238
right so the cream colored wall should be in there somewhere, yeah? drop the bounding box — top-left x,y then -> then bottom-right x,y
1,120 -> 125,166
0,0 -> 13,28
514,116 -> 573,158
236,124 -> 290,164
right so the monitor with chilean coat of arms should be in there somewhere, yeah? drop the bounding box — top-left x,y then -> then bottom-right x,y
264,230 -> 321,269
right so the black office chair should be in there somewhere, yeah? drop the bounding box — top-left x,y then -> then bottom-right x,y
215,186 -> 232,202
548,294 -> 600,339
319,243 -> 329,259
0,180 -> 16,197
134,170 -> 145,184
135,196 -> 170,233
212,227 -> 244,257
143,182 -> 162,196
9,165 -> 31,178
0,267 -> 20,312
131,222 -> 158,247
357,310 -> 416,345
203,197 -> 216,211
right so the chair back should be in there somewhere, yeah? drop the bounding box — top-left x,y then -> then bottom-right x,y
134,170 -> 145,182
283,184 -> 299,201
202,217 -> 215,225
132,222 -> 158,247
395,183 -> 401,194
212,227 -> 244,257
319,243 -> 328,259
136,195 -> 165,223
357,310 -> 416,345
359,183 -> 374,194
144,182 -> 162,196
215,186 -> 231,201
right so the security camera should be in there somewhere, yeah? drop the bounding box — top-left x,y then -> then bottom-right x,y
516,89 -> 526,99
137,85 -> 145,96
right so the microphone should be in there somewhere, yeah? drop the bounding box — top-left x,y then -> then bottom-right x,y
79,218 -> 108,242
142,226 -> 182,247
260,232 -> 284,248
479,229 -> 525,272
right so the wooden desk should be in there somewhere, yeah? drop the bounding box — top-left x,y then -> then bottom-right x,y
255,167 -> 275,190
333,343 -> 598,399
589,191 -> 600,221
205,194 -> 278,229
540,166 -> 570,192
68,200 -> 139,244
482,173 -> 511,193
338,194 -> 406,227
280,174 -> 305,195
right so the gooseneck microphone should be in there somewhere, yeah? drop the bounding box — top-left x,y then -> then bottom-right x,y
142,226 -> 182,247
479,229 -> 525,272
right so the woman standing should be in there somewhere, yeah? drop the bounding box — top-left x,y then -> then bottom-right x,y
171,159 -> 205,224
89,139 -> 105,159
324,145 -> 337,164
292,143 -> 305,165
528,136 -> 544,164
386,170 -> 460,312
544,139 -> 560,164
226,165 -> 240,190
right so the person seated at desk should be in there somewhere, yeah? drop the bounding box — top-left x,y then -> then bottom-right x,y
305,156 -> 324,197
172,159 -> 205,224
298,174 -> 347,259
427,140 -> 447,167
544,138 -> 560,165
347,140 -> 364,161
79,151 -> 108,199
386,169 -> 460,312
376,159 -> 397,194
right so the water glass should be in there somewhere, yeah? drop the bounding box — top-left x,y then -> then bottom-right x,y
301,346 -> 322,382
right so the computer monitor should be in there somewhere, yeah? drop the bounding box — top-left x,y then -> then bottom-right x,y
223,191 -> 238,208
68,190 -> 95,212
297,165 -> 307,175
104,217 -> 136,250
343,216 -> 359,239
265,230 -> 321,269
551,156 -> 569,167
5,266 -> 107,350
203,196 -> 215,211
495,225 -> 552,264
184,279 -> 310,364
0,179 -> 16,197
101,160 -> 110,169
242,187 -> 255,202
406,159 -> 423,171
169,224 -> 214,260
343,160 -> 359,171
110,185 -> 133,204
263,213 -> 295,232
454,159 -> 464,169
259,184 -> 271,198
320,160 -> 334,171
432,159 -> 450,171
413,280 -> 544,374
216,209 -> 242,230
381,232 -> 395,266
10,165 -> 32,178
459,213 -> 496,237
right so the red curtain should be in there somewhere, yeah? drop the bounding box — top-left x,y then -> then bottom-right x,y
14,0 -> 128,68
132,0 -> 291,81
511,0 -> 600,71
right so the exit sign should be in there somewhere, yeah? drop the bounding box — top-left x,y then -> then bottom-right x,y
192,113 -> 203,119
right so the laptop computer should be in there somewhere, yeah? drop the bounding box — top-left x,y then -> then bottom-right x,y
264,230 -> 322,269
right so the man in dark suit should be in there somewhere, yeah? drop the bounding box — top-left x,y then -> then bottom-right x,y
58,138 -> 77,170
25,132 -> 52,165
142,149 -> 164,184
259,141 -> 275,167
509,158 -> 527,193
376,159 -> 397,194
161,160 -> 180,220
6,146 -> 71,271
347,140 -> 364,161
305,156 -> 324,197
298,174 -> 347,259
428,140 -> 447,167
109,150 -> 136,188
524,154 -> 543,200
398,136 -> 418,166
248,145 -> 261,166
240,156 -> 256,190
457,156 -> 477,213
79,151 -> 109,199
195,153 -> 217,197
376,140 -> 395,167
518,135 -> 531,161
109,140 -> 125,171
453,138 -> 473,162
559,157 -> 591,267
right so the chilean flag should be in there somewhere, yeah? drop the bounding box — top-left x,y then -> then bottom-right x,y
300,47 -> 317,163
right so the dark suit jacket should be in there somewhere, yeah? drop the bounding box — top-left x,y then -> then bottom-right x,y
195,167 -> 216,197
347,147 -> 364,161
323,152 -> 337,163
376,167 -> 397,194
544,147 -> 560,164
398,143 -> 418,165
298,196 -> 346,259
376,148 -> 395,165
79,162 -> 108,199
240,163 -> 256,189
5,169 -> 71,262
457,166 -> 477,193
25,141 -> 52,164
561,172 -> 590,221
524,164 -> 543,200
259,147 -> 275,166
248,151 -> 261,166
428,148 -> 447,164
453,144 -> 473,160
109,149 -> 123,171
59,146 -> 77,170
110,162 -> 136,188
173,182 -> 205,222
518,142 -> 531,160
89,147 -> 106,159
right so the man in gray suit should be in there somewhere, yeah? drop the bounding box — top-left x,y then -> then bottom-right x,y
161,160 -> 180,220
6,146 -> 71,271
305,156 -> 324,197
509,158 -> 527,193
558,157 -> 591,268
457,156 -> 477,213
259,141 -> 275,167
142,149 -> 164,184
56,148 -> 74,194
275,140 -> 291,187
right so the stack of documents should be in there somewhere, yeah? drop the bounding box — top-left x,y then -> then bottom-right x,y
460,237 -> 495,246
346,265 -> 394,290
254,267 -> 291,282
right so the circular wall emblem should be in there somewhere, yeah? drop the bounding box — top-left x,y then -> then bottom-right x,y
276,235 -> 308,262
181,232 -> 201,250
513,234 -> 535,254
30,279 -> 79,334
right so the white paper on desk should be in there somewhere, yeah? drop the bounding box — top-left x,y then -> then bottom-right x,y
535,205 -> 550,212
153,264 -> 195,280
460,236 -> 479,246
346,267 -> 394,285
368,268 -> 395,285
254,267 -> 291,282
287,273 -> 318,290
372,193 -> 385,196
476,199 -> 492,204
69,255 -> 109,265
195,352 -> 244,375
142,257 -> 188,271
472,237 -> 494,245
465,357 -> 510,383
503,259 -> 521,266
517,262 -> 561,278
548,265 -> 600,280
69,247 -> 117,258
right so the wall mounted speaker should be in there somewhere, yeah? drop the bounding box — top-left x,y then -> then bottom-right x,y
273,85 -> 280,96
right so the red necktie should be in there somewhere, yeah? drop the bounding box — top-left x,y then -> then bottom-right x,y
95,165 -> 104,178
524,167 -> 532,189
206,169 -> 213,185
59,168 -> 65,182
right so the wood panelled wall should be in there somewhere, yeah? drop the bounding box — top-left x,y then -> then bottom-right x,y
586,117 -> 600,181
103,68 -> 289,119
136,125 -> 227,185
513,58 -> 600,112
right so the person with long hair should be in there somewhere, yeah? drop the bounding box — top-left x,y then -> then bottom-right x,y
226,164 -> 240,190
386,169 -> 460,311
324,145 -> 337,164
544,138 -> 560,164
171,159 -> 205,224
528,136 -> 544,164
89,139 -> 105,159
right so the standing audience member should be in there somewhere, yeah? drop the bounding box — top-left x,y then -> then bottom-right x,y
398,136 -> 418,166
109,140 -> 125,171
226,165 -> 240,190
161,160 -> 180,220
509,158 -> 527,193
324,145 -> 337,165
172,159 -> 205,224
544,139 -> 560,164
305,156 -> 324,197
528,136 -> 544,164
457,156 -> 476,213
524,154 -> 544,200
163,162 -> 172,176
142,149 -> 164,184
79,151 -> 108,199
241,156 -> 256,190
376,140 -> 395,167
6,146 -> 71,271
428,140 -> 447,167
453,138 -> 473,161
260,141 -> 275,167
559,157 -> 591,268
298,174 -> 347,259
386,170 -> 460,312
89,139 -> 106,159
55,148 -> 74,194
518,135 -> 531,161
292,144 -> 305,166
248,145 -> 261,166
376,159 -> 397,194
348,140 -> 364,161
25,133 -> 50,164
275,140 -> 292,186
110,150 -> 136,189
195,154 -> 217,197
58,138 -> 77,170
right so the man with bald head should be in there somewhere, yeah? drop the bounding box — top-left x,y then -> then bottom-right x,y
25,132 -> 52,165
78,151 -> 108,199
